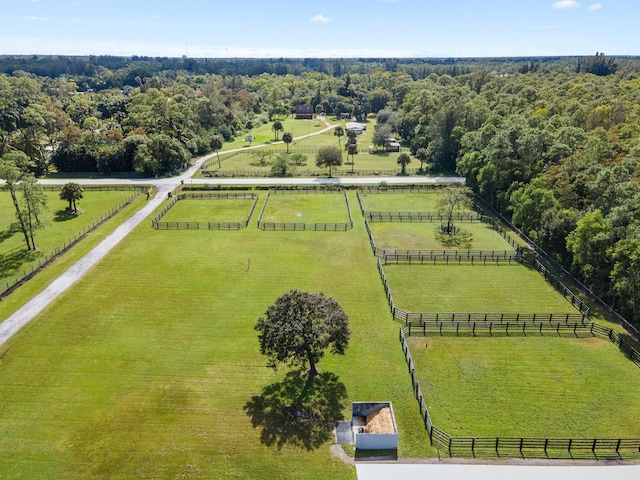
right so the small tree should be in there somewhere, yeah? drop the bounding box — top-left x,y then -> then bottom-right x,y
255,290 -> 350,379
333,126 -> 345,148
59,182 -> 84,213
272,121 -> 284,141
315,146 -> 343,178
270,153 -> 295,177
397,152 -> 411,175
438,185 -> 473,234
210,134 -> 223,168
282,131 -> 293,153
347,142 -> 358,173
415,147 -> 429,173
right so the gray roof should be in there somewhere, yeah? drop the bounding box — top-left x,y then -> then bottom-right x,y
356,464 -> 640,480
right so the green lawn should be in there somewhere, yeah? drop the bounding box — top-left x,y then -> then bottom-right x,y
383,264 -> 576,313
220,118 -> 328,151
159,197 -> 256,223
359,192 -> 451,212
0,191 -> 432,479
408,335 -> 640,438
0,188 -> 140,287
370,222 -> 515,251
260,193 -> 351,224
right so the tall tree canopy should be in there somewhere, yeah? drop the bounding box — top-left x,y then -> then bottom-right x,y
255,290 -> 350,378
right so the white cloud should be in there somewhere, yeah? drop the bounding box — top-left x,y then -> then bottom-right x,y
588,3 -> 603,11
552,1 -> 581,9
311,14 -> 331,24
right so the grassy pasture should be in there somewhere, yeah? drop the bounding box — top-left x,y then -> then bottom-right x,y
0,191 -> 431,478
359,192 -> 451,212
220,118 -> 328,151
383,264 -> 576,313
260,193 -> 351,224
370,222 -> 515,251
407,335 -> 640,438
0,189 -> 139,286
159,197 -> 256,223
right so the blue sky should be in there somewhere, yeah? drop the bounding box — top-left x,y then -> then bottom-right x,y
0,0 -> 637,58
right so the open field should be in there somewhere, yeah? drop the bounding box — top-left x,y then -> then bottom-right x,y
220,118 -> 328,151
359,192 -> 455,212
370,222 -> 515,251
160,197 -> 255,223
0,189 -> 140,287
383,264 -> 576,313
407,335 -> 640,438
260,192 -> 351,224
0,191 -> 431,478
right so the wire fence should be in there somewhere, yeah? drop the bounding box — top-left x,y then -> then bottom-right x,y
151,193 -> 258,230
1,190 -> 142,300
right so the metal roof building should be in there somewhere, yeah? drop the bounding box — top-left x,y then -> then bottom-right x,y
356,463 -> 640,480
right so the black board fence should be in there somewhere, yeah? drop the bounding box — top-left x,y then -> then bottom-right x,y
1,189 -> 142,300
475,195 -> 640,340
256,188 -> 354,231
151,193 -> 258,230
399,324 -> 640,457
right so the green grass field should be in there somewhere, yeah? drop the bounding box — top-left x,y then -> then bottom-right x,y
383,264 -> 576,313
359,192 -> 452,212
0,189 -> 140,286
370,222 -> 515,251
220,118 -> 328,151
407,335 -> 640,438
159,198 -> 255,223
0,191 -> 432,478
260,193 -> 351,224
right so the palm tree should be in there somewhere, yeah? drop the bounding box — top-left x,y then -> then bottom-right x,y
334,126 -> 345,148
210,135 -> 223,168
272,121 -> 284,141
282,131 -> 293,153
415,148 -> 429,173
347,143 -> 358,173
59,182 -> 84,213
397,153 -> 411,175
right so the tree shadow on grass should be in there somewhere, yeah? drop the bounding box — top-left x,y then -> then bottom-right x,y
0,248 -> 40,278
0,223 -> 20,244
53,209 -> 80,222
244,370 -> 347,450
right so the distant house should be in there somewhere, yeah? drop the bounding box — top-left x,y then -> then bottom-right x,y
346,122 -> 365,135
384,137 -> 401,152
295,105 -> 314,119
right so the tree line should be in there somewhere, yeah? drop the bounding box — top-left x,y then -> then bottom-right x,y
2,53 -> 640,326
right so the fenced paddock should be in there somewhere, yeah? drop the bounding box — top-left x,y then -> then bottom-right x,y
381,262 -> 578,314
257,188 -> 354,231
151,193 -> 258,230
399,326 -> 640,458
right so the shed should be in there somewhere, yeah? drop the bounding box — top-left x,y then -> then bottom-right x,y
352,402 -> 398,450
295,105 -> 314,119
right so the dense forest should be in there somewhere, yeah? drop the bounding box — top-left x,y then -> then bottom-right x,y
1,54 -> 640,327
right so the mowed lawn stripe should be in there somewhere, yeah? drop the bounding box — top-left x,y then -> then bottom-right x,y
0,191 -> 431,479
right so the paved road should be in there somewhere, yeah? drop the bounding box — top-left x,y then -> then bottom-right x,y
0,124 -> 463,345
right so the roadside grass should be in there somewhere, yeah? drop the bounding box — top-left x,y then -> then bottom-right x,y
260,193 -> 351,224
369,222 -> 515,251
383,264 -> 576,313
159,198 -> 255,223
358,192 -> 452,212
0,191 -> 432,479
0,193 -> 148,326
407,335 -> 640,438
0,189 -> 139,287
